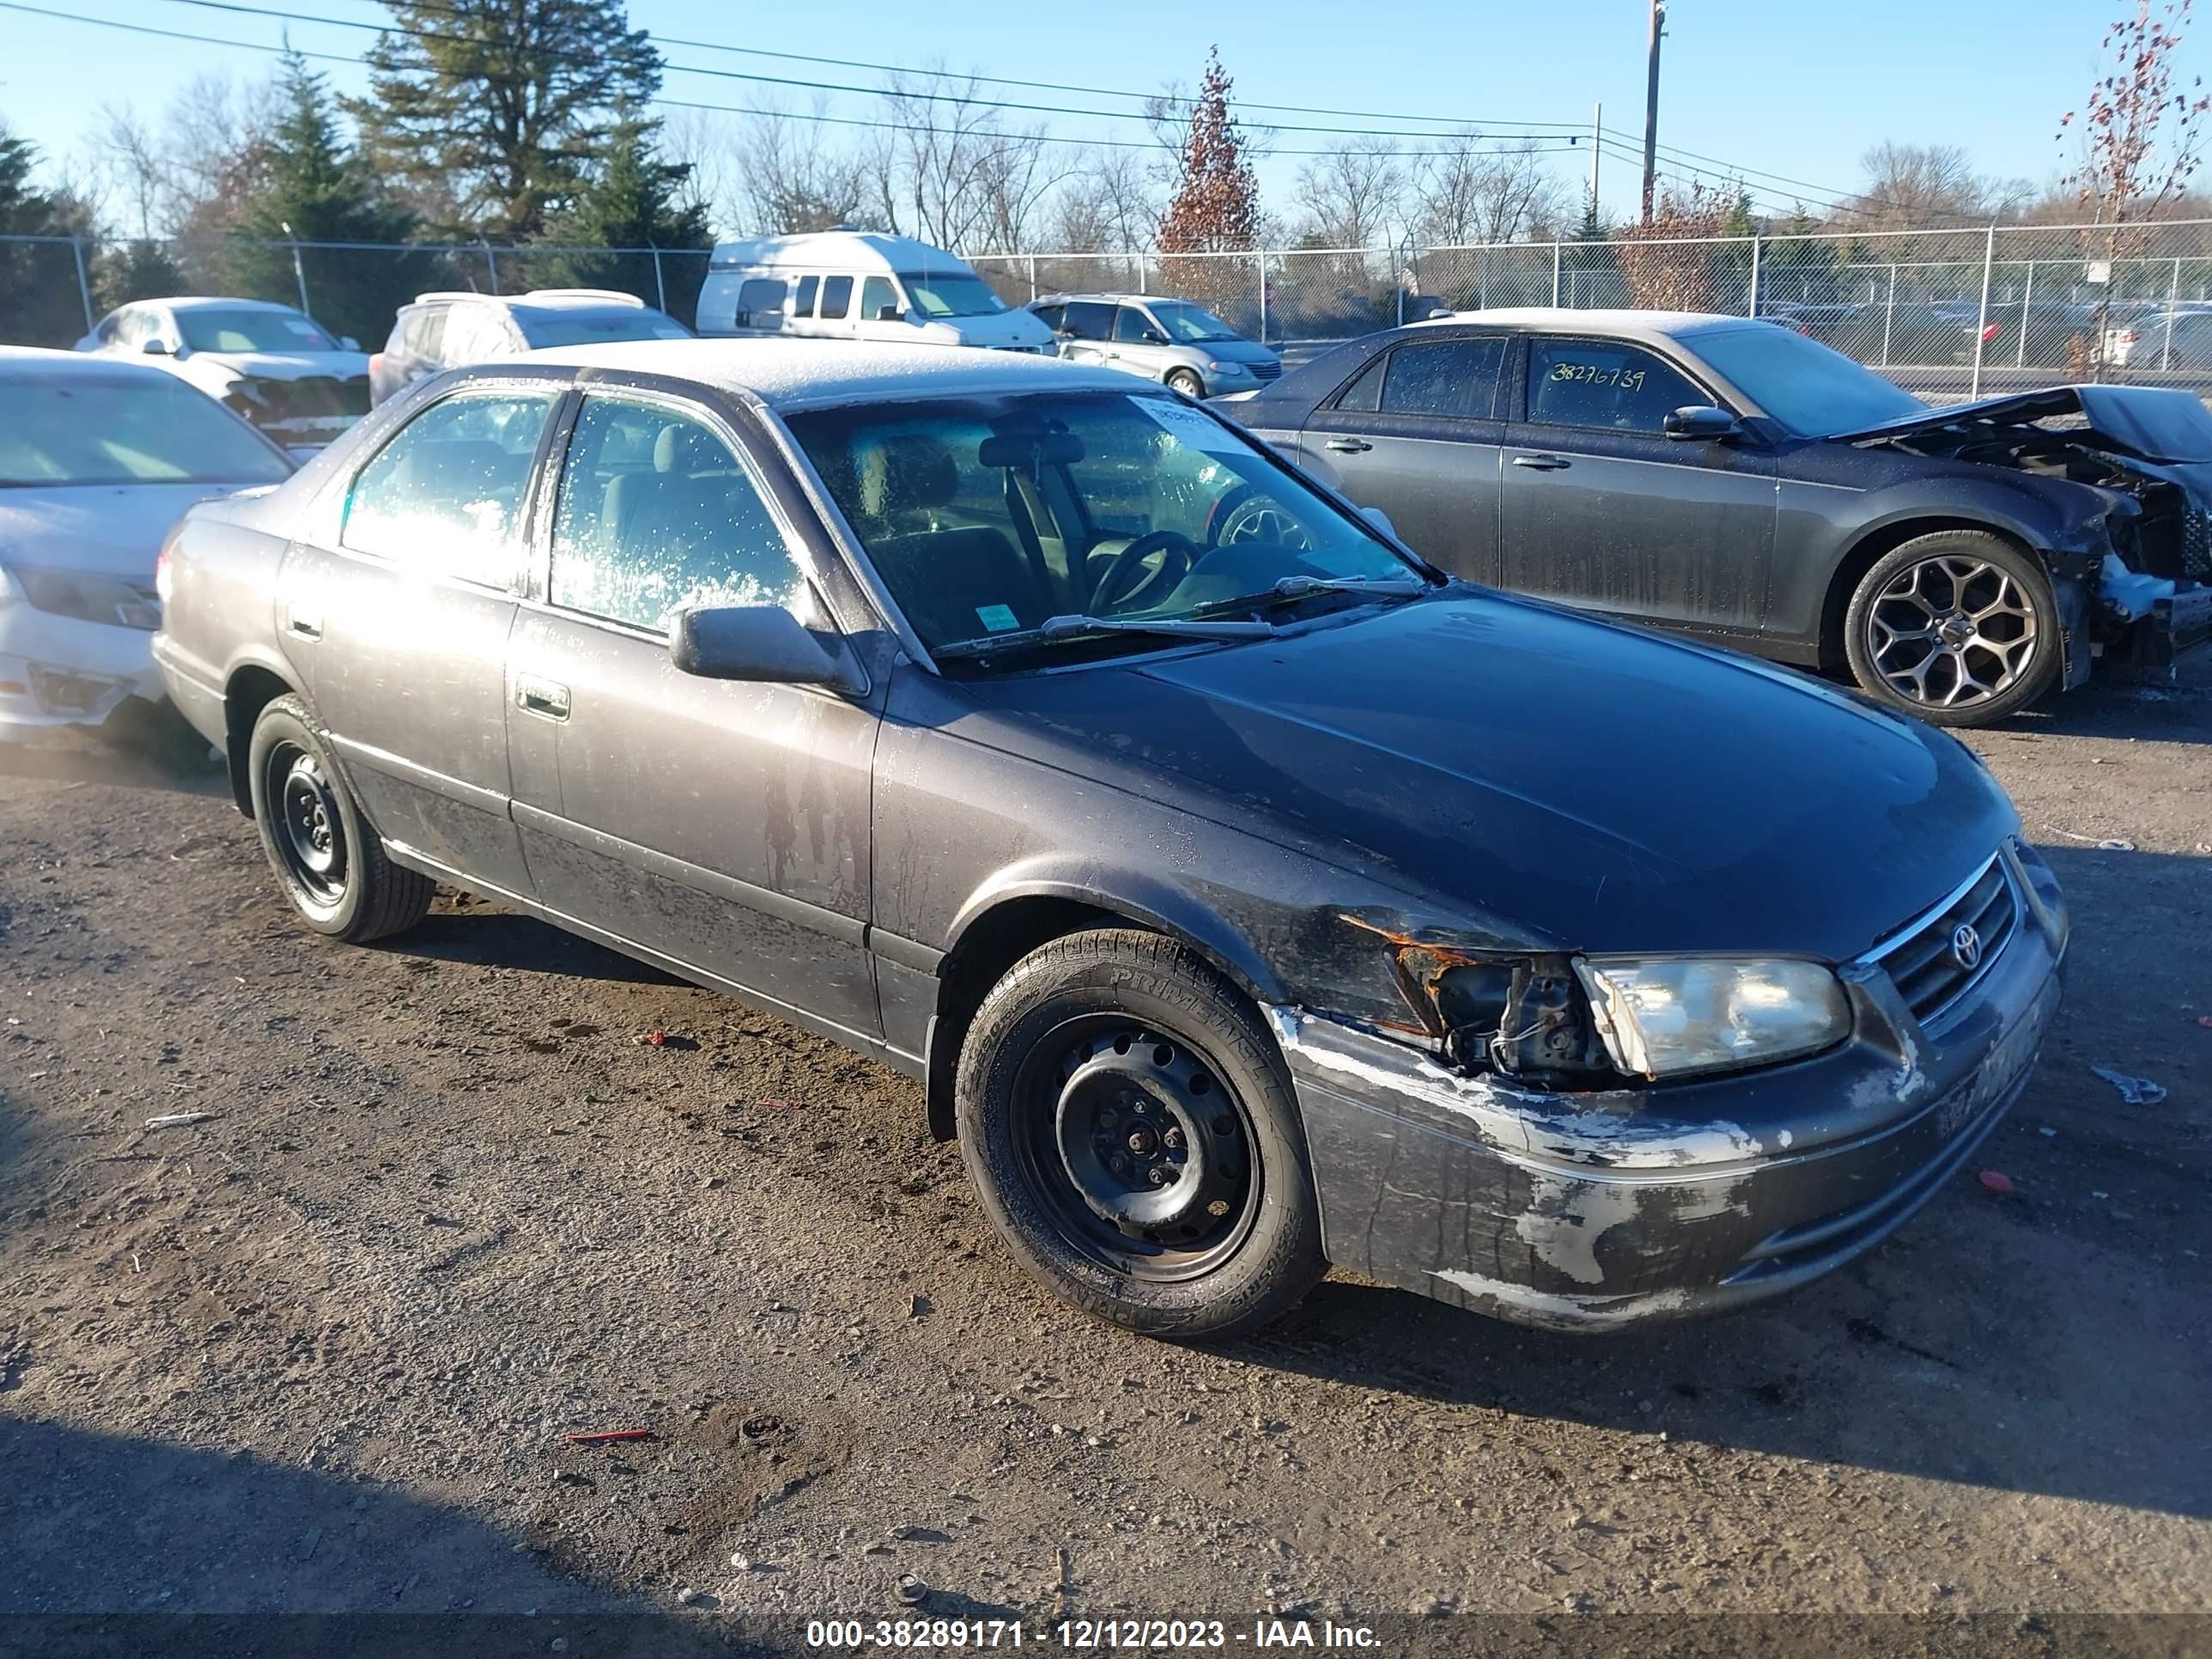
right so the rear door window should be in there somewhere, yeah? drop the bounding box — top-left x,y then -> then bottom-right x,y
1380,337 -> 1505,419
791,275 -> 819,319
819,276 -> 854,322
341,391 -> 555,588
1329,353 -> 1387,414
1062,301 -> 1114,341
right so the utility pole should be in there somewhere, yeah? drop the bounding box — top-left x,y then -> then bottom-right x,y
1642,0 -> 1667,224
1589,101 -> 1602,220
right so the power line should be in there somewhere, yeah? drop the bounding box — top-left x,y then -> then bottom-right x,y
7,3 -> 1588,159
152,0 -> 1589,146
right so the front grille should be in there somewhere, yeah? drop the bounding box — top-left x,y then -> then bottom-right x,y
228,374 -> 372,426
2185,507 -> 2212,579
1250,360 -> 1283,380
1871,854 -> 2021,1027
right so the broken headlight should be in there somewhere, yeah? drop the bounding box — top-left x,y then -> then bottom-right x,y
1571,957 -> 1850,1080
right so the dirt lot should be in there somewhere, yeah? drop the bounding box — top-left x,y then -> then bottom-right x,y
3,657 -> 2209,1657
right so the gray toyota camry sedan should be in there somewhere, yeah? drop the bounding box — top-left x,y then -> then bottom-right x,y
154,340 -> 2066,1339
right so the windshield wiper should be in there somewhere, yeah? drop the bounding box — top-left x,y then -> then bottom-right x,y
1192,574 -> 1431,618
933,613 -> 1276,661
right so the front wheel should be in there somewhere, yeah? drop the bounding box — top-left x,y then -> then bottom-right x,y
1165,368 -> 1206,398
955,929 -> 1326,1339
1842,531 -> 2060,726
247,694 -> 433,942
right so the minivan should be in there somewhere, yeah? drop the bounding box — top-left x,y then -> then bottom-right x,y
695,231 -> 1054,354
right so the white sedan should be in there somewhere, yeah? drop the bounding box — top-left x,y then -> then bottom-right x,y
0,349 -> 293,744
76,295 -> 371,453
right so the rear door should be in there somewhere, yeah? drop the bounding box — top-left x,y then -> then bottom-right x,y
1498,333 -> 1777,637
1054,301 -> 1116,367
283,380 -> 562,896
1298,332 -> 1509,582
504,387 -> 884,1036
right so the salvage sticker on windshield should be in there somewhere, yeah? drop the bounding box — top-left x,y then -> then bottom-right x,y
975,604 -> 1020,633
1136,397 -> 1244,453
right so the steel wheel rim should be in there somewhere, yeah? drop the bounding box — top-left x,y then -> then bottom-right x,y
1011,1016 -> 1261,1283
1866,555 -> 2039,708
1218,496 -> 1311,550
270,743 -> 347,903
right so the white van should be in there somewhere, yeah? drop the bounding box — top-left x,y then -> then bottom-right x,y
696,231 -> 1054,354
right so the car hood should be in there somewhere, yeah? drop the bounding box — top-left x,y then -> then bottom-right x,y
959,592 -> 2018,961
1833,382 -> 2212,462
0,483 -> 246,578
187,350 -> 371,382
1201,338 -> 1280,365
913,310 -> 1056,349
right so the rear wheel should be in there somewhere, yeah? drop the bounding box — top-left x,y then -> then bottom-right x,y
955,929 -> 1325,1339
1842,531 -> 2059,726
246,694 -> 432,942
1165,368 -> 1206,398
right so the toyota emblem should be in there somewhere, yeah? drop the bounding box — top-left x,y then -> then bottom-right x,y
1950,923 -> 1982,970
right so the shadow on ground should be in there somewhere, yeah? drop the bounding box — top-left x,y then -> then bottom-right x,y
0,1419 -> 769,1656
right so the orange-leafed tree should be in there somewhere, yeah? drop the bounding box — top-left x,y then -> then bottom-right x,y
1155,48 -> 1260,317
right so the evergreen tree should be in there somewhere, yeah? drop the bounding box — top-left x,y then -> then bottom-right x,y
353,0 -> 662,242
229,52 -> 436,347
530,118 -> 714,322
94,240 -> 190,313
0,123 -> 90,346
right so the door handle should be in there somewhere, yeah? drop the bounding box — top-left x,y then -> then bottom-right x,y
514,675 -> 570,722
1512,453 -> 1571,471
1324,437 -> 1373,453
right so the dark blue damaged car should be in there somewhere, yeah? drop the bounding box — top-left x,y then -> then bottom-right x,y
152,340 -> 2067,1338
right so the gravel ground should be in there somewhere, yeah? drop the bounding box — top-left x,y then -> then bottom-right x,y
2,656 -> 2209,1657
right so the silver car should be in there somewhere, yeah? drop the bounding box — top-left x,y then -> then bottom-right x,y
1028,294 -> 1281,398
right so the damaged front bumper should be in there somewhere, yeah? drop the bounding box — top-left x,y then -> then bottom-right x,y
1271,842 -> 2068,1331
0,601 -> 166,740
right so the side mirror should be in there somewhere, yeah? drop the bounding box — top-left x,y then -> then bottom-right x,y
670,605 -> 865,696
340,335 -> 361,351
1663,404 -> 1742,441
141,338 -> 170,356
876,305 -> 902,322
1143,328 -> 1168,344
1359,505 -> 1399,540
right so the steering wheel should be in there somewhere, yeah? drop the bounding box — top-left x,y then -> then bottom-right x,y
1089,529 -> 1200,614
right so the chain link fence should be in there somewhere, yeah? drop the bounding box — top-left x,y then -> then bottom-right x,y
0,233 -> 715,351
14,220 -> 2212,398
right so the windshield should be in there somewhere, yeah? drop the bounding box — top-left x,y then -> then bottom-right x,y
0,375 -> 292,487
517,308 -> 693,347
177,308 -> 340,354
1693,325 -> 1925,435
785,390 -> 1421,659
1152,301 -> 1240,343
899,273 -> 1007,319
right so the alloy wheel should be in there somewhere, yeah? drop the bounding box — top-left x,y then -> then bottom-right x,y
1864,555 -> 2039,708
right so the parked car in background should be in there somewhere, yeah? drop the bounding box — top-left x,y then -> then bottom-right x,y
2099,303 -> 2212,369
0,348 -> 292,744
695,230 -> 1055,354
369,289 -> 692,404
155,338 -> 2065,1340
1227,307 -> 2210,725
1025,293 -> 1282,398
76,296 -> 368,453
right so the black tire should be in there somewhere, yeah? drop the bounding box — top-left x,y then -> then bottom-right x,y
246,694 -> 432,942
955,929 -> 1326,1339
1165,368 -> 1206,399
1842,530 -> 2059,726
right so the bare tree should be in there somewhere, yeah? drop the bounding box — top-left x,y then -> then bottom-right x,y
694,100 -> 871,236
862,66 -> 1071,252
93,106 -> 165,240
1414,137 -> 1570,246
1291,138 -> 1405,248
1843,142 -> 2004,229
1049,145 -> 1156,252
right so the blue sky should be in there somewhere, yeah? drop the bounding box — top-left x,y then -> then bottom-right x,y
0,0 -> 2177,231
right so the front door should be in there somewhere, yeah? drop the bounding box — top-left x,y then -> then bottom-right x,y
504,390 -> 883,1039
1498,334 -> 1777,637
283,383 -> 560,895
1300,332 -> 1509,583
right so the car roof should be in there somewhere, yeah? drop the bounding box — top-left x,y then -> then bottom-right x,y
524,337 -> 1149,412
415,289 -> 654,314
0,345 -> 183,384
1029,293 -> 1189,307
707,231 -> 975,276
137,295 -> 304,314
1406,307 -> 1768,343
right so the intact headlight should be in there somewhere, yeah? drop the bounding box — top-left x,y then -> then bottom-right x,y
1572,957 -> 1850,1080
